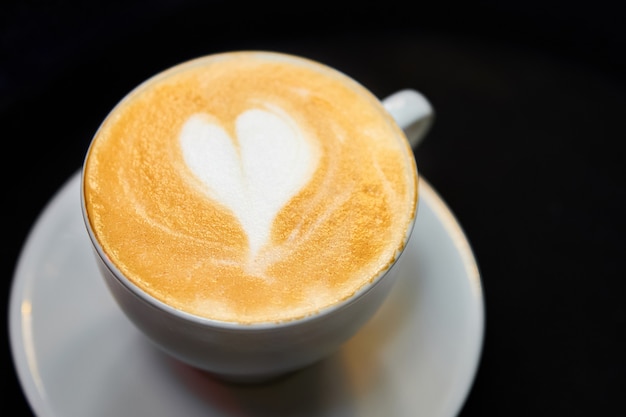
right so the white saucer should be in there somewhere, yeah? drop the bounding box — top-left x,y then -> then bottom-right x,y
10,171 -> 484,417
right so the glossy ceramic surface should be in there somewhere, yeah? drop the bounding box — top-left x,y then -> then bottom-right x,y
10,171 -> 484,417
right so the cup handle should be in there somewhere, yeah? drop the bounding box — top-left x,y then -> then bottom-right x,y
382,89 -> 434,149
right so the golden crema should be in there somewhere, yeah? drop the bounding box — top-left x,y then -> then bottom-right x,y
83,51 -> 418,324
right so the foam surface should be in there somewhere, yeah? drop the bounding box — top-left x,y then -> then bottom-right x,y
83,51 -> 418,323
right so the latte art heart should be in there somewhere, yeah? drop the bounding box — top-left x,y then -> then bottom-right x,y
180,105 -> 318,261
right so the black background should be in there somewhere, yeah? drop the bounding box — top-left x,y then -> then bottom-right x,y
3,1 -> 625,416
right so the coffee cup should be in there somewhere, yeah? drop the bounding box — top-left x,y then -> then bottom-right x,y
80,50 -> 433,382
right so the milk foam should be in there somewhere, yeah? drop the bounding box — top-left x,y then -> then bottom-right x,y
83,51 -> 418,324
180,105 -> 318,264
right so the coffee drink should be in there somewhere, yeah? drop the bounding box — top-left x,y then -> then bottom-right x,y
83,51 -> 418,324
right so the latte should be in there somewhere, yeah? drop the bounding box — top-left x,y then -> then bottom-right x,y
83,51 -> 418,324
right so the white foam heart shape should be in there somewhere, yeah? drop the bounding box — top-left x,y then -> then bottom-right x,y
180,105 -> 318,259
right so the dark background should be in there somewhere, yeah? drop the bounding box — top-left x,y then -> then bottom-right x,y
3,1 -> 625,415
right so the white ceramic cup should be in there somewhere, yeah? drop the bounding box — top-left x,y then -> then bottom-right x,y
80,55 -> 434,383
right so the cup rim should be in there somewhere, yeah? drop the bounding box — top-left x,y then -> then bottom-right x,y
79,50 -> 419,331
